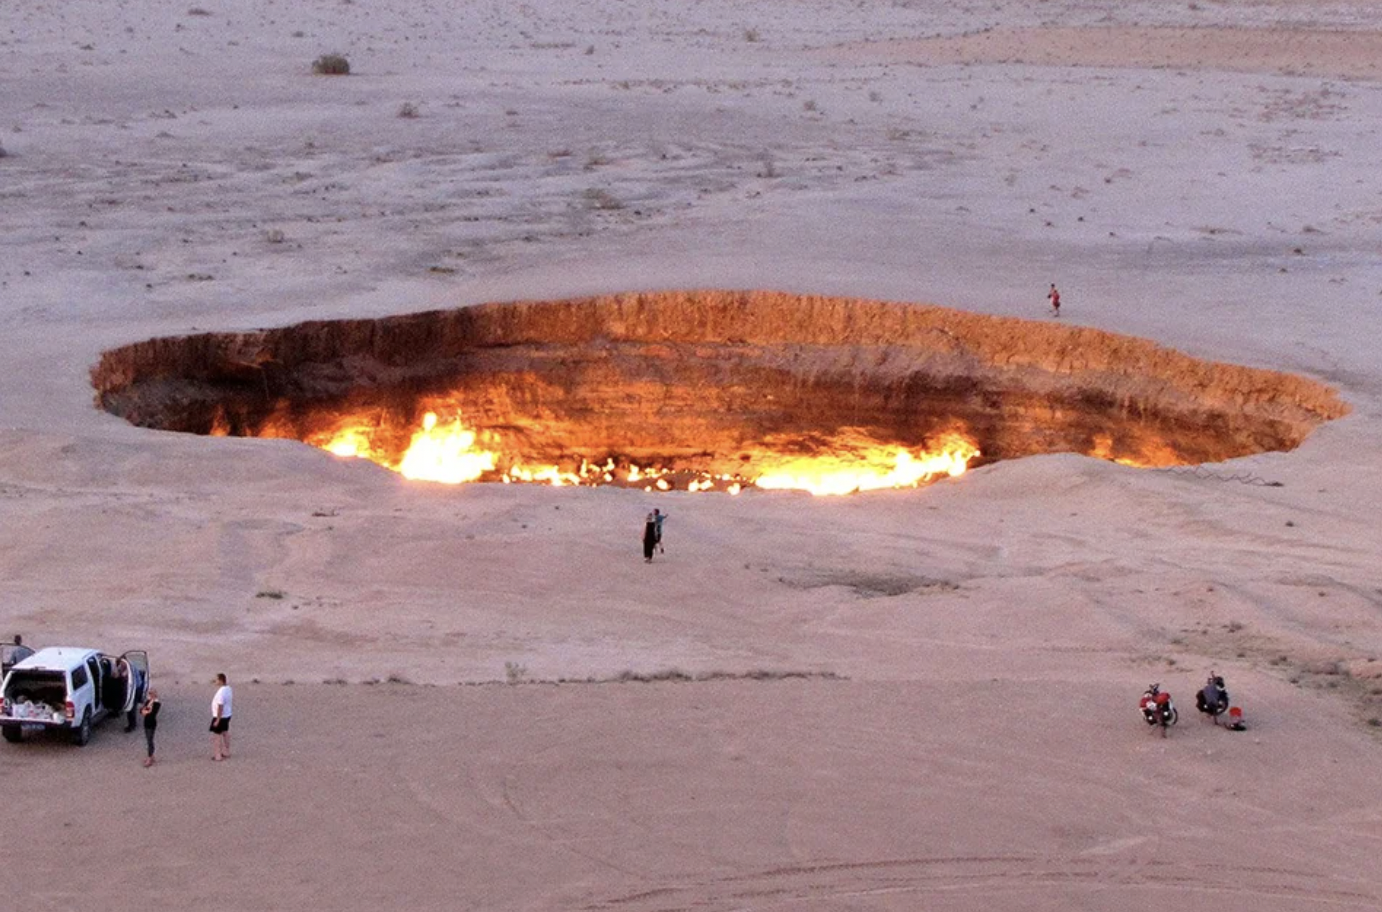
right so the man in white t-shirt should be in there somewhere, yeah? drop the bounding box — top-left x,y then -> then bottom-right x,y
210,673 -> 233,761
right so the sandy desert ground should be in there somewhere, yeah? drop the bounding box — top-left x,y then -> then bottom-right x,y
3,0 -> 1382,909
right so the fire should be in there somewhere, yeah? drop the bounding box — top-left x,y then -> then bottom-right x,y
314,412 -> 979,495
396,412 -> 497,484
1089,433 -> 1180,468
754,435 -> 979,496
323,427 -> 374,459
505,463 -> 582,486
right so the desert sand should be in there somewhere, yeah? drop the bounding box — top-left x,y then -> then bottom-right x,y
3,0 -> 1382,909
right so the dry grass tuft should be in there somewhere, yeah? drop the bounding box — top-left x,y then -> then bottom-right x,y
312,53 -> 350,75
582,187 -> 623,210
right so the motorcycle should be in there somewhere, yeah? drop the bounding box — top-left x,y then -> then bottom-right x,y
1139,683 -> 1178,736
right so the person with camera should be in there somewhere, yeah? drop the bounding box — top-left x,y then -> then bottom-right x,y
140,688 -> 161,767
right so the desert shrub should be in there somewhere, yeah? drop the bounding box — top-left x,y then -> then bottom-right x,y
397,101 -> 419,118
583,187 -> 623,210
617,668 -> 692,683
312,53 -> 350,75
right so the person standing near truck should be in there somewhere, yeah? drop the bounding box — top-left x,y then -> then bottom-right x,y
110,658 -> 131,729
1,634 -> 33,677
119,657 -> 146,732
141,688 -> 161,767
210,673 -> 233,761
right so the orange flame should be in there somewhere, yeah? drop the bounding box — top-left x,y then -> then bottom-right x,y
313,412 -> 979,495
323,428 -> 374,459
505,463 -> 582,486
396,412 -> 497,484
1089,433 -> 1179,468
754,435 -> 979,496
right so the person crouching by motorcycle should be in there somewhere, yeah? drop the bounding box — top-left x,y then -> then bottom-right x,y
1140,683 -> 1178,736
1196,672 -> 1231,725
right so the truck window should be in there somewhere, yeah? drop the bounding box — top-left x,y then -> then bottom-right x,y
70,665 -> 88,689
87,658 -> 101,701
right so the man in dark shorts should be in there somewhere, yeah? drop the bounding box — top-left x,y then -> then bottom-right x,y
1048,283 -> 1061,317
210,673 -> 233,761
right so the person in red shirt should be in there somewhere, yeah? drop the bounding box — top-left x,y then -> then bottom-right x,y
1048,283 -> 1061,317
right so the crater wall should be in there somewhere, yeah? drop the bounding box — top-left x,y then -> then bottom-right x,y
90,290 -> 1349,474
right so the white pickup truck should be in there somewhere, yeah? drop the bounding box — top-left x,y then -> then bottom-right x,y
1,647 -> 150,746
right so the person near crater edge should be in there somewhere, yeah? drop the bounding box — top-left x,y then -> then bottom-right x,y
642,511 -> 658,563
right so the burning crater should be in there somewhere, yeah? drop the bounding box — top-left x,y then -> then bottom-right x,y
91,291 -> 1348,495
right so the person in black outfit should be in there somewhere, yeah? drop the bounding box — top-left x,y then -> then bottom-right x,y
642,512 -> 658,563
140,689 -> 161,767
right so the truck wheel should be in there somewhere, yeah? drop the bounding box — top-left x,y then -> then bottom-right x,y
72,709 -> 92,746
2,724 -> 21,743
